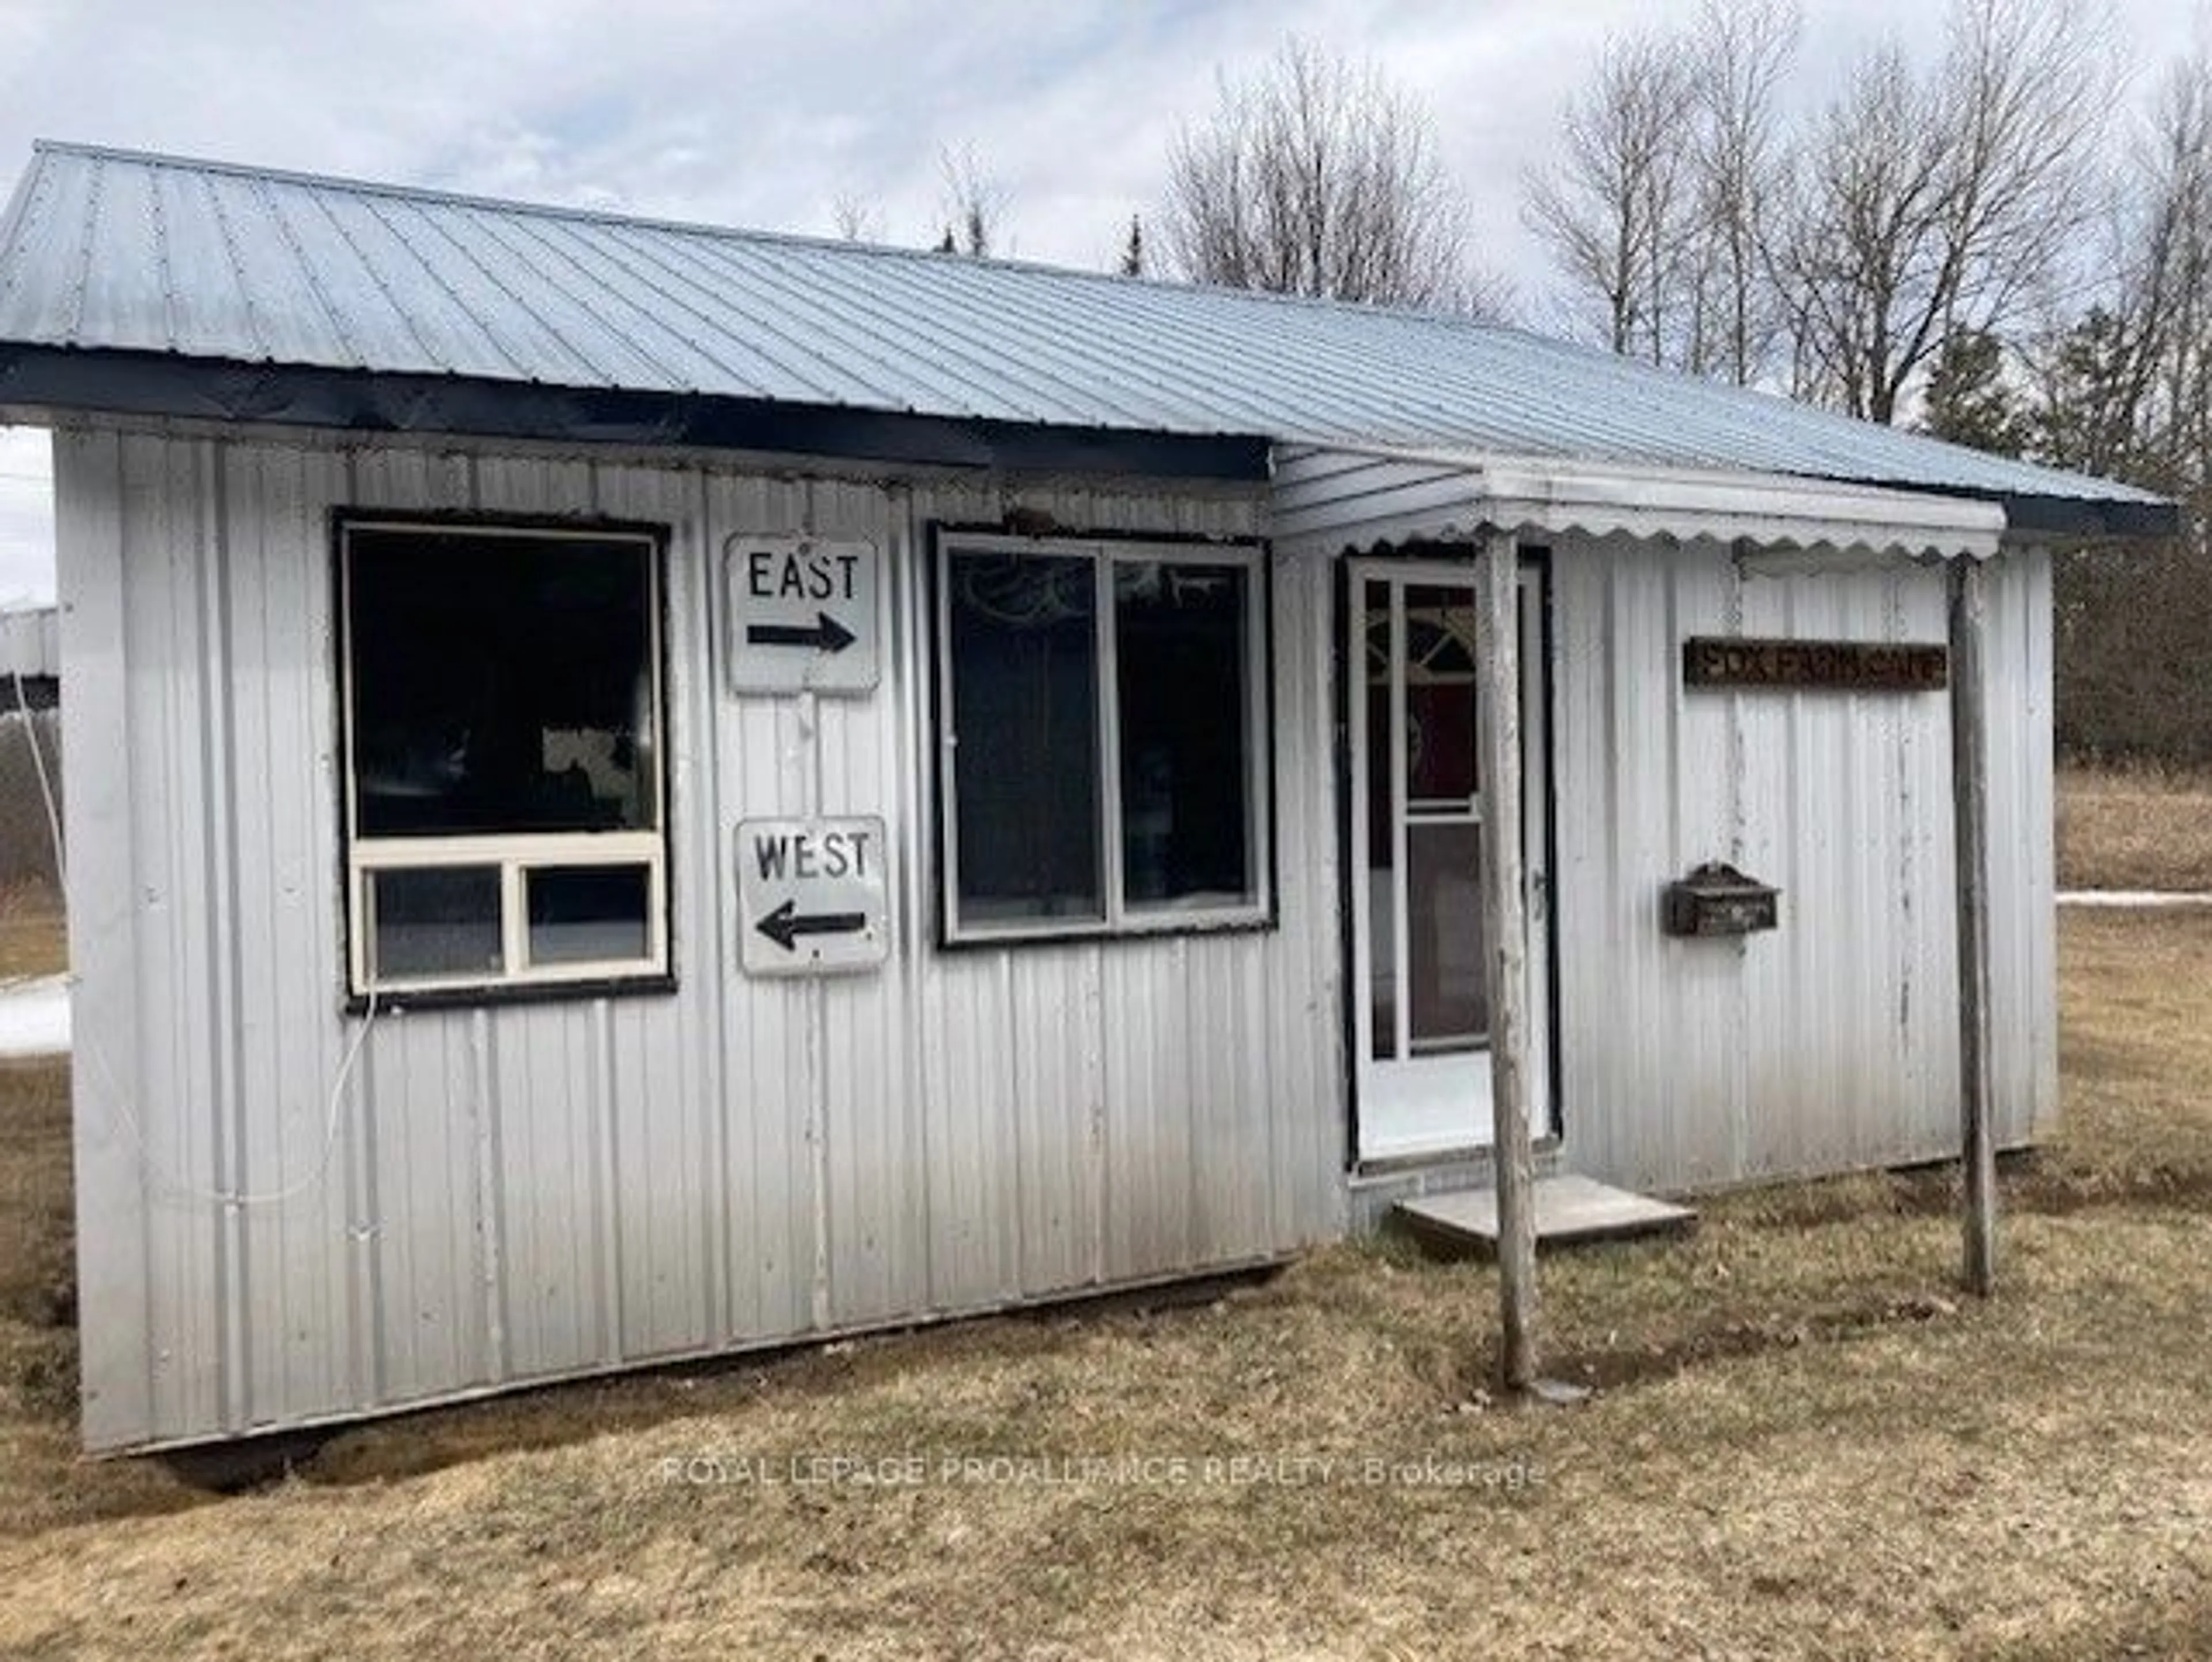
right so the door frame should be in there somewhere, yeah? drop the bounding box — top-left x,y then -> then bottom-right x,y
1337,544 -> 1562,1168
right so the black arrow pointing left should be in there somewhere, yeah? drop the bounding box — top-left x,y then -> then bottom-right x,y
746,611 -> 857,655
755,898 -> 868,953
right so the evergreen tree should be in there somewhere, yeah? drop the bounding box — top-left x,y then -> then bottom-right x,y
1919,329 -> 2029,457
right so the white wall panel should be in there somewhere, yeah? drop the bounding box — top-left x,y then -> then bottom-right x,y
63,430 -> 1338,1450
59,427 -> 153,1448
1547,537 -> 2054,1193
1986,546 -> 2059,1142
128,435 -> 225,1440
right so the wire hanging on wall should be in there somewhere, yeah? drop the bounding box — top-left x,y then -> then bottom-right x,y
6,613 -> 381,1210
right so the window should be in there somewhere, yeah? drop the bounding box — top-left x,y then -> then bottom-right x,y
935,533 -> 1269,941
339,519 -> 668,997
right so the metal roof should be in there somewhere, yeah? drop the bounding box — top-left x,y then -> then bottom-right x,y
0,142 -> 2177,537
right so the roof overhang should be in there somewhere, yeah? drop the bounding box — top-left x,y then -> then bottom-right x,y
1270,443 -> 2010,561
0,346 -> 1273,485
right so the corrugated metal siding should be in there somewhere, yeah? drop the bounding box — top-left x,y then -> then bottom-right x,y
1986,545 -> 2060,1140
59,429 -> 1345,1451
1543,539 -> 2055,1190
0,144 -> 2165,518
1272,462 -> 2056,1194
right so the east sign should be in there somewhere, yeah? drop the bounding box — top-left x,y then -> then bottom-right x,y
725,534 -> 881,695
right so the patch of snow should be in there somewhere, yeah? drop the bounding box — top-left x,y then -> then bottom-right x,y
0,973 -> 69,1057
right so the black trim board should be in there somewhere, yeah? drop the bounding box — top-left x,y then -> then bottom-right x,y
1331,554 -> 1357,1165
4,346 -> 2174,538
0,346 -> 1272,483
1826,476 -> 2180,542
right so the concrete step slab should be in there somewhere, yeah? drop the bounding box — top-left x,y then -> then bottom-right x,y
1396,1172 -> 1695,1254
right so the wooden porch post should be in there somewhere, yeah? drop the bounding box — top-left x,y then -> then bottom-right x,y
1948,555 -> 1998,1296
1474,531 -> 1539,1387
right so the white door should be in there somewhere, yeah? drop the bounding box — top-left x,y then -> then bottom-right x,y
1349,560 -> 1552,1162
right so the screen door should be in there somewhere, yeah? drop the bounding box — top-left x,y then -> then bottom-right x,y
1349,559 -> 1552,1161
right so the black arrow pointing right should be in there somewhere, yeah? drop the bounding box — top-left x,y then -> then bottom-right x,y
746,612 -> 858,655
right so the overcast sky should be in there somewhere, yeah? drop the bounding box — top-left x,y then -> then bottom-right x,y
0,0 -> 2201,607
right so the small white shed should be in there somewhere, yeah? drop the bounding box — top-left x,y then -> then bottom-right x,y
0,144 -> 2176,1451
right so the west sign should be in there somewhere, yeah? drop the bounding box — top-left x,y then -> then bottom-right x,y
737,817 -> 890,977
725,534 -> 881,695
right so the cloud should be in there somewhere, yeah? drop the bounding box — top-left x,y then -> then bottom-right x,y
0,0 -> 2184,595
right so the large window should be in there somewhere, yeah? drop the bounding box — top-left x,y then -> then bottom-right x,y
339,518 -> 668,998
935,533 -> 1269,942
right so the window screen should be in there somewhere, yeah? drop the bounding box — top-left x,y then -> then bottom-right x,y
1115,560 -> 1252,910
946,551 -> 1104,925
938,536 -> 1268,941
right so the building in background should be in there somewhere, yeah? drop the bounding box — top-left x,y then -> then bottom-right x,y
0,605 -> 57,709
0,604 -> 61,889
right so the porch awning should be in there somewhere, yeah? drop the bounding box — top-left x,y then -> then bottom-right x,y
1269,443 -> 2009,563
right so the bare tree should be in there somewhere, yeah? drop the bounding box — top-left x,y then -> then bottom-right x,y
1683,0 -> 1798,384
1524,2 -> 1797,377
1524,28 -> 1699,360
830,192 -> 881,244
936,144 -> 1010,257
1431,265 -> 1520,325
2022,108 -> 2197,483
1767,43 -> 1947,415
1160,36 -> 1486,309
1772,0 -> 2108,422
2028,51 -> 2212,763
2129,53 -> 2212,509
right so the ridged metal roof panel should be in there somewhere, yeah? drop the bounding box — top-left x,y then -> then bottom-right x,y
0,142 -> 2171,519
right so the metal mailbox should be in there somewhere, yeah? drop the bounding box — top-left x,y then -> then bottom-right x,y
1663,862 -> 1780,938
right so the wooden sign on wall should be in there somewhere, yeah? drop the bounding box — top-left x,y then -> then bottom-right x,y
1682,636 -> 1949,692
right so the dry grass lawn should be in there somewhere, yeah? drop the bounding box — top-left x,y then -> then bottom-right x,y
0,880 -> 65,983
0,910 -> 2207,1657
2056,761 -> 2212,892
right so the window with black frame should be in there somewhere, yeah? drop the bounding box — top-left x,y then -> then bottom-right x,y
936,534 -> 1268,941
339,519 -> 668,996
